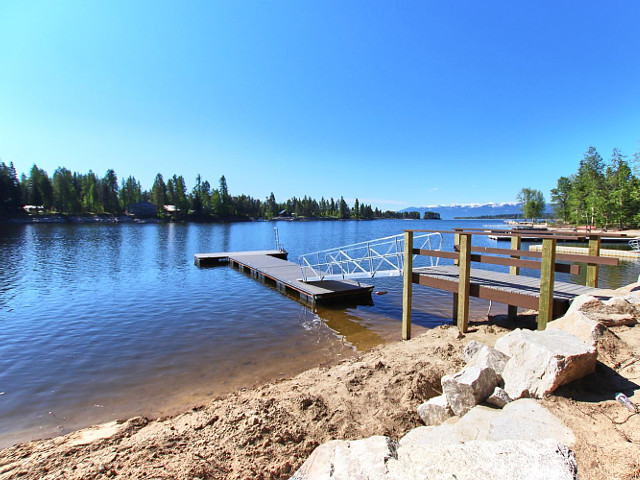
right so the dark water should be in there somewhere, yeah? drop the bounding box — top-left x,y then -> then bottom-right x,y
1,219 -> 638,447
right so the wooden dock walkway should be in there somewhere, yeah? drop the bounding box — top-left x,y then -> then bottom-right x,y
413,265 -> 599,317
194,250 -> 374,304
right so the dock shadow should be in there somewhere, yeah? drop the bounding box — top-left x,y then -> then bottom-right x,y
481,313 -> 540,331
553,361 -> 639,403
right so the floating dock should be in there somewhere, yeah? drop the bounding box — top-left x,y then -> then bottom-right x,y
529,245 -> 640,260
194,250 -> 374,304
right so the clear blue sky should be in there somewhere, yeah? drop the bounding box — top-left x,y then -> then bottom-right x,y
1,1 -> 639,210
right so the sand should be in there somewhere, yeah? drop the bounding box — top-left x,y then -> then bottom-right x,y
0,319 -> 638,480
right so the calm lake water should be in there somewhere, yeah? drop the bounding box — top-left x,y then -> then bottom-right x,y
1,219 -> 639,447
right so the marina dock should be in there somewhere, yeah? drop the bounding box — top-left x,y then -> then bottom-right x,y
195,250 -> 374,304
529,244 -> 640,260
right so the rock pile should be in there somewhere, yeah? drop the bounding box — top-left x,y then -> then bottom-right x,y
291,288 -> 640,480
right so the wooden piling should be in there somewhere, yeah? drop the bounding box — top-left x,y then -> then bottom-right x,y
457,233 -> 472,332
508,235 -> 522,320
402,231 -> 413,340
586,236 -> 601,288
538,237 -> 557,330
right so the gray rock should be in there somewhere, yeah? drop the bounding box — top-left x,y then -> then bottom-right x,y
604,296 -> 636,315
495,328 -> 597,399
566,294 -> 638,326
417,395 -> 453,426
387,439 -> 578,480
566,294 -> 604,314
623,291 -> 640,306
467,344 -> 510,378
441,366 -> 500,417
400,399 -> 575,448
587,312 -> 637,327
291,435 -> 397,480
486,386 -> 511,408
548,310 -> 606,347
462,340 -> 486,362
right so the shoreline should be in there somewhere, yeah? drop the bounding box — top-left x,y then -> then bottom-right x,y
1,298 -> 638,479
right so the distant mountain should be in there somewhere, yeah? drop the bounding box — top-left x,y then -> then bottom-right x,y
399,202 -> 551,220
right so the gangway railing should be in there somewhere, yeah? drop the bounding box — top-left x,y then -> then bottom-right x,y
298,232 -> 443,281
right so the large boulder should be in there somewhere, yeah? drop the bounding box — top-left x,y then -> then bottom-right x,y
400,399 -> 575,448
466,344 -> 510,378
567,294 -> 638,326
462,340 -> 486,362
417,394 -> 453,426
386,439 -> 578,480
441,366 -> 500,417
495,328 -> 597,399
566,294 -> 604,314
291,436 -> 397,480
548,310 -> 606,347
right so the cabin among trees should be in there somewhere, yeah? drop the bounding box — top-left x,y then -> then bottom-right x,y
125,201 -> 157,218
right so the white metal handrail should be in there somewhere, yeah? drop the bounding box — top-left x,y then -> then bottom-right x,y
298,232 -> 443,281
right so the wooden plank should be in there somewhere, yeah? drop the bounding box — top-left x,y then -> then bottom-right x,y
402,231 -> 413,340
476,245 -> 619,265
414,249 -> 580,274
412,265 -> 597,300
412,269 -> 569,314
406,229 -> 582,240
528,245 -> 624,263
587,236 -> 601,288
508,235 -> 522,320
457,234 -> 472,333
538,238 -> 557,330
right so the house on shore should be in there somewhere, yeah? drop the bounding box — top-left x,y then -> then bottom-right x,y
125,201 -> 157,218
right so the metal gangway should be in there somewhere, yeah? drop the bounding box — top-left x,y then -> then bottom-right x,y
298,232 -> 443,282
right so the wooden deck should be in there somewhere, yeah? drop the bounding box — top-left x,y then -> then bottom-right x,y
413,265 -> 602,316
194,250 -> 374,303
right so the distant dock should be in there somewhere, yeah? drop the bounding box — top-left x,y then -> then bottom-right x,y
194,250 -> 374,304
529,245 -> 640,260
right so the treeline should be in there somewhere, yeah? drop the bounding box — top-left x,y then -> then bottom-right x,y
0,162 -> 419,221
550,146 -> 640,229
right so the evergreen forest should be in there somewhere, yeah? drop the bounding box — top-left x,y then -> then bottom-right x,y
0,163 -> 436,221
550,146 -> 640,228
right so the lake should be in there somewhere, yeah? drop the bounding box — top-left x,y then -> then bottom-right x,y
1,219 -> 638,447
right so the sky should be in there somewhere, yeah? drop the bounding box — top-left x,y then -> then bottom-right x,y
1,1 -> 639,211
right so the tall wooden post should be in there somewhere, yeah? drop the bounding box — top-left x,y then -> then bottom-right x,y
402,231 -> 413,340
457,233 -> 472,333
452,230 -> 461,322
586,235 -> 601,288
507,235 -> 522,320
453,231 -> 460,266
538,237 -> 557,330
